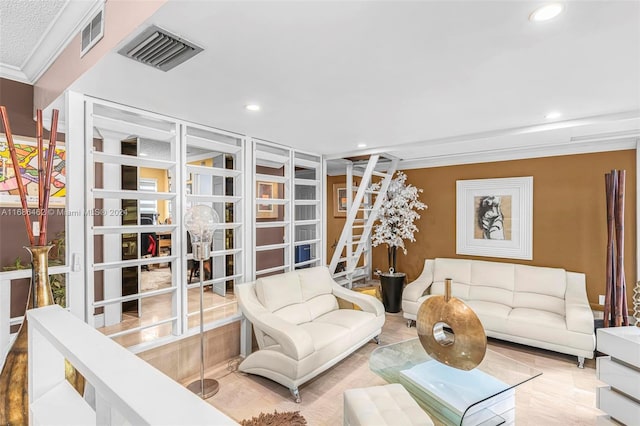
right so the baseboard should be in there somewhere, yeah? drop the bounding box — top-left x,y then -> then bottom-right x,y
93,314 -> 105,328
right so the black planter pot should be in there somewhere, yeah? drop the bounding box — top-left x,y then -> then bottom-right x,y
379,272 -> 405,313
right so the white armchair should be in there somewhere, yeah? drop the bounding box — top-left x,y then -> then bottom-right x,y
236,266 -> 385,402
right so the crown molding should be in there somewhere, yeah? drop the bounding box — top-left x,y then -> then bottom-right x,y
21,0 -> 105,84
399,135 -> 639,170
0,64 -> 30,84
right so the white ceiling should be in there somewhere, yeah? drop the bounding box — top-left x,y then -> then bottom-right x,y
0,0 -> 100,83
5,0 -> 640,163
0,0 -> 66,67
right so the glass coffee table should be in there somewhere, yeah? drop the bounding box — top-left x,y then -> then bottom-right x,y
370,339 -> 541,426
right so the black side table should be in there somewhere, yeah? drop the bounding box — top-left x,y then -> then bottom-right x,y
379,272 -> 405,313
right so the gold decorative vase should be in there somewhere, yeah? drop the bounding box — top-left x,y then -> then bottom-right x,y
0,246 -> 86,425
416,278 -> 487,370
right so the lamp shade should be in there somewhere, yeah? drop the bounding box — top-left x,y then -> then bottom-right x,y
184,205 -> 219,245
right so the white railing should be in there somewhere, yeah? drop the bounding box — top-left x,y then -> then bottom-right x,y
28,305 -> 237,425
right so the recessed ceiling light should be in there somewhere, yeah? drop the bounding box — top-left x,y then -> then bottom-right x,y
545,111 -> 562,119
529,3 -> 564,22
245,104 -> 261,111
357,143 -> 367,148
139,152 -> 148,157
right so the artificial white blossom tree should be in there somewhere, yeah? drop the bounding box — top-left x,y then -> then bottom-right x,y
371,171 -> 427,273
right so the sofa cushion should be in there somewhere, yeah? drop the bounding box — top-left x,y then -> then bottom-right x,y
507,308 -> 567,346
513,265 -> 566,316
315,309 -> 378,343
465,300 -> 511,334
274,303 -> 313,325
298,266 -> 334,300
431,281 -> 471,300
298,321 -> 350,351
434,258 -> 472,283
306,294 -> 339,320
256,271 -> 303,312
471,261 -> 515,290
469,261 -> 515,307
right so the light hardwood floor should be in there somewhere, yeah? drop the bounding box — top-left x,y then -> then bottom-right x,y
97,267 -> 238,347
191,313 -> 609,425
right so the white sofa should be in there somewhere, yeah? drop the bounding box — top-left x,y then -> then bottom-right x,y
236,266 -> 385,402
402,258 -> 596,367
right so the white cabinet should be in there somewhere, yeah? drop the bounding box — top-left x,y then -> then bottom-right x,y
596,326 -> 640,425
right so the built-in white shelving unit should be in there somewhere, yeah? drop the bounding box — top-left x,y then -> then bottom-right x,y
252,141 -> 323,279
596,326 -> 640,425
183,124 -> 245,331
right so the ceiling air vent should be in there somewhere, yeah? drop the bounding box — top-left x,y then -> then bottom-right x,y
118,25 -> 203,72
80,8 -> 104,57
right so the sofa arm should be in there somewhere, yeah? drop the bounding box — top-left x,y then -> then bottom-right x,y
402,259 -> 435,303
237,283 -> 315,360
332,284 -> 385,317
565,271 -> 594,334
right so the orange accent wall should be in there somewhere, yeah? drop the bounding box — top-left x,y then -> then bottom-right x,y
328,150 -> 636,309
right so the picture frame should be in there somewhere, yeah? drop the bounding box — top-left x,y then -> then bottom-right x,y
256,181 -> 278,219
333,183 -> 348,218
456,176 -> 533,260
0,136 -> 66,207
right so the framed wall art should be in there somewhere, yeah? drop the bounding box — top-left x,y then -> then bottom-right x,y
333,183 -> 348,218
0,136 -> 66,207
256,181 -> 278,219
456,176 -> 533,260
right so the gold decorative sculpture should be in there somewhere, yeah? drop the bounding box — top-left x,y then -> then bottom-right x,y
417,278 -> 487,370
0,246 -> 54,425
0,107 -> 84,424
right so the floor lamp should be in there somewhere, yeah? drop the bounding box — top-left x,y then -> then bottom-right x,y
184,204 -> 220,399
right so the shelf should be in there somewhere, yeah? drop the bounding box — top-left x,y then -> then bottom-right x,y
256,265 -> 290,276
93,256 -> 178,271
255,150 -> 290,165
294,199 -> 320,206
253,198 -> 289,205
255,221 -> 290,229
255,243 -> 288,252
295,258 -> 320,268
92,114 -> 175,142
294,158 -> 321,168
92,189 -> 176,201
187,164 -> 242,178
93,151 -> 175,169
295,219 -> 320,226
294,178 -> 320,186
186,134 -> 242,154
295,238 -> 321,246
187,194 -> 242,203
94,286 -> 175,308
92,225 -> 176,235
255,173 -> 288,184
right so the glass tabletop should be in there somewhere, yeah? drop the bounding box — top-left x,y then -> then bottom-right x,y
370,338 -> 542,426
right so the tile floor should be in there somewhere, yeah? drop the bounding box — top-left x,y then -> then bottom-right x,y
192,313 -> 611,426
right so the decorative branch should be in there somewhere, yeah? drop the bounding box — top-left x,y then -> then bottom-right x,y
37,109 -> 44,225
39,109 -> 59,246
0,106 -> 34,245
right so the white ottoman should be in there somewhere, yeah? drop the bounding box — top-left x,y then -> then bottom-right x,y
343,383 -> 434,426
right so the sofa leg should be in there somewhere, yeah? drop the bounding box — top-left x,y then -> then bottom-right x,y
290,387 -> 301,403
577,356 -> 585,369
373,335 -> 381,345
406,320 -> 415,328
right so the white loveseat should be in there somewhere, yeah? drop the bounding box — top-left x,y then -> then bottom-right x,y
402,258 -> 596,367
236,266 -> 385,402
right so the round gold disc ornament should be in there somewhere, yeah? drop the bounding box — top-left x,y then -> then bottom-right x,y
417,278 -> 487,370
